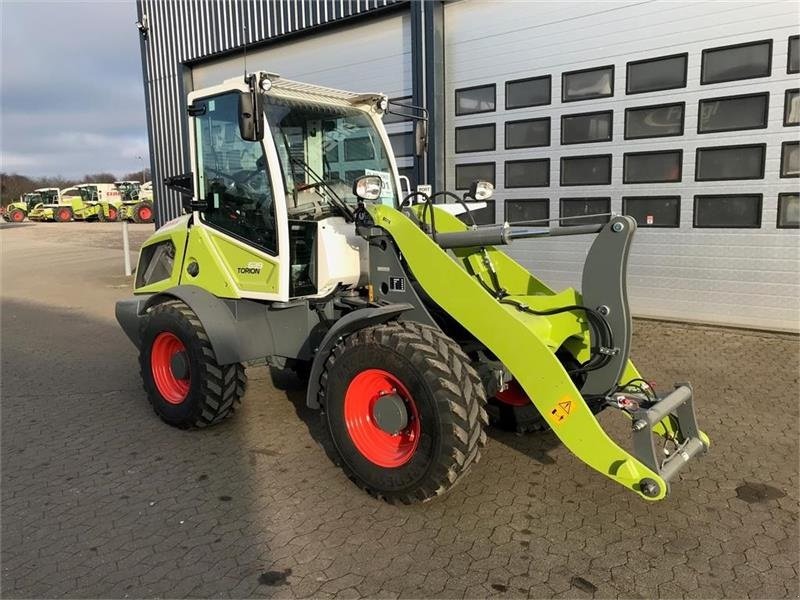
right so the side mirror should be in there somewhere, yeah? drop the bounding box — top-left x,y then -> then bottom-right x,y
466,180 -> 494,201
239,76 -> 264,142
353,175 -> 383,202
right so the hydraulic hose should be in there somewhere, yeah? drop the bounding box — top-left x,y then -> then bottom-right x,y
499,300 -> 616,375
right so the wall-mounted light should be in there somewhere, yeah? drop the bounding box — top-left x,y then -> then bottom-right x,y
135,14 -> 149,38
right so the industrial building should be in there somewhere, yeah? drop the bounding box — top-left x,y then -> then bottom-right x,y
136,0 -> 799,331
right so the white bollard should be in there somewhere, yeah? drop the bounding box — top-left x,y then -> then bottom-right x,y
122,219 -> 132,276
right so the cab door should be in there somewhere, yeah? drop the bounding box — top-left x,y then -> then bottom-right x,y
186,91 -> 287,300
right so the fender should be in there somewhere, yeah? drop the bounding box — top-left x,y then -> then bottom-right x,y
305,303 -> 414,410
116,285 -> 276,365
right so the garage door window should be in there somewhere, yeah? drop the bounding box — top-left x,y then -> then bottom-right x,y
455,162 -> 495,189
389,132 -> 414,157
778,193 -> 799,228
505,198 -> 549,224
455,124 -> 496,153
695,144 -> 765,181
784,89 -> 799,126
698,93 -> 769,133
562,66 -> 614,102
789,35 -> 799,73
560,155 -> 612,186
455,84 -> 496,115
398,167 -> 416,190
561,111 -> 613,144
505,75 -> 551,109
560,197 -> 611,226
459,200 -> 495,226
384,97 -> 412,124
623,196 -> 680,228
781,141 -> 799,177
505,159 -> 550,188
505,118 -> 550,149
701,40 -> 772,84
694,195 -> 762,228
624,103 -> 684,139
626,53 -> 688,94
623,150 -> 682,183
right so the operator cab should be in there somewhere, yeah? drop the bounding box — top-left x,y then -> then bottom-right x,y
187,72 -> 400,302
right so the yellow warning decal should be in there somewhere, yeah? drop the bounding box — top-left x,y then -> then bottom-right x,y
548,398 -> 576,426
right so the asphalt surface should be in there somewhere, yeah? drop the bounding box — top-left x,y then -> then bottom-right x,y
1,221 -> 798,599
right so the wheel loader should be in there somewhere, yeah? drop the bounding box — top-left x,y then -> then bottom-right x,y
4,188 -> 60,222
116,72 -> 708,504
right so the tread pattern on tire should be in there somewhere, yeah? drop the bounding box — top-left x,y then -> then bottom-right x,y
319,320 -> 488,504
487,399 -> 548,434
133,201 -> 153,224
140,299 -> 246,428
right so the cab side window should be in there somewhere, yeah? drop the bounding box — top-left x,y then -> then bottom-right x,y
195,93 -> 277,254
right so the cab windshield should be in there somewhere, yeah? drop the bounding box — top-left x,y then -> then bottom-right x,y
79,187 -> 98,203
265,96 -> 397,219
23,194 -> 42,208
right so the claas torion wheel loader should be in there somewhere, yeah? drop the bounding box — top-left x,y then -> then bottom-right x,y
116,72 -> 708,504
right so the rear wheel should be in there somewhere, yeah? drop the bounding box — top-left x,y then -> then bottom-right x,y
133,201 -> 154,224
320,321 -> 487,504
139,299 -> 246,428
55,207 -> 73,223
9,209 -> 25,223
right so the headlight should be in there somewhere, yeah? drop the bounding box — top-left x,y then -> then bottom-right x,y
135,241 -> 175,288
352,175 -> 383,202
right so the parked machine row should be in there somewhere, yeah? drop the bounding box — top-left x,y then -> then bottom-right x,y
2,181 -> 155,224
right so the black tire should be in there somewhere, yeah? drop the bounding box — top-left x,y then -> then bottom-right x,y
54,206 -> 73,223
487,350 -> 586,434
132,201 -> 154,224
98,206 -> 118,222
8,209 -> 25,223
320,320 -> 488,504
139,299 -> 246,429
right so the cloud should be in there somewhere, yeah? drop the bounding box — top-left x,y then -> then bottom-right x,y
0,1 -> 148,178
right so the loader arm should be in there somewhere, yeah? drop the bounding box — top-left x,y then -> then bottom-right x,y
366,202 -> 707,500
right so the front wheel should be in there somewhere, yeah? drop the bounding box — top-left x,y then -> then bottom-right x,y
8,209 -> 25,223
320,321 -> 487,504
54,207 -> 73,223
139,299 -> 246,428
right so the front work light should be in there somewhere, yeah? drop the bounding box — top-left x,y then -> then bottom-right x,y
353,175 -> 383,202
468,180 -> 494,201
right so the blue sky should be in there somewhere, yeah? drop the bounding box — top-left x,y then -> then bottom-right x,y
0,1 -> 148,178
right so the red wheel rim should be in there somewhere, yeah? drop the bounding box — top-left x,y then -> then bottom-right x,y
139,206 -> 152,221
59,209 -> 70,221
495,379 -> 530,407
12,211 -> 23,222
150,332 -> 190,404
108,207 -> 117,220
344,369 -> 420,468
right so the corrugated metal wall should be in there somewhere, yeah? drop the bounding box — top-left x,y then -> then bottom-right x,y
137,0 -> 405,224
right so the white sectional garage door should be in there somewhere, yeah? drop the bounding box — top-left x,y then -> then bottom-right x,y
445,0 -> 800,332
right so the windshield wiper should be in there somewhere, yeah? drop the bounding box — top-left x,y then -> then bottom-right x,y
288,155 -> 355,222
